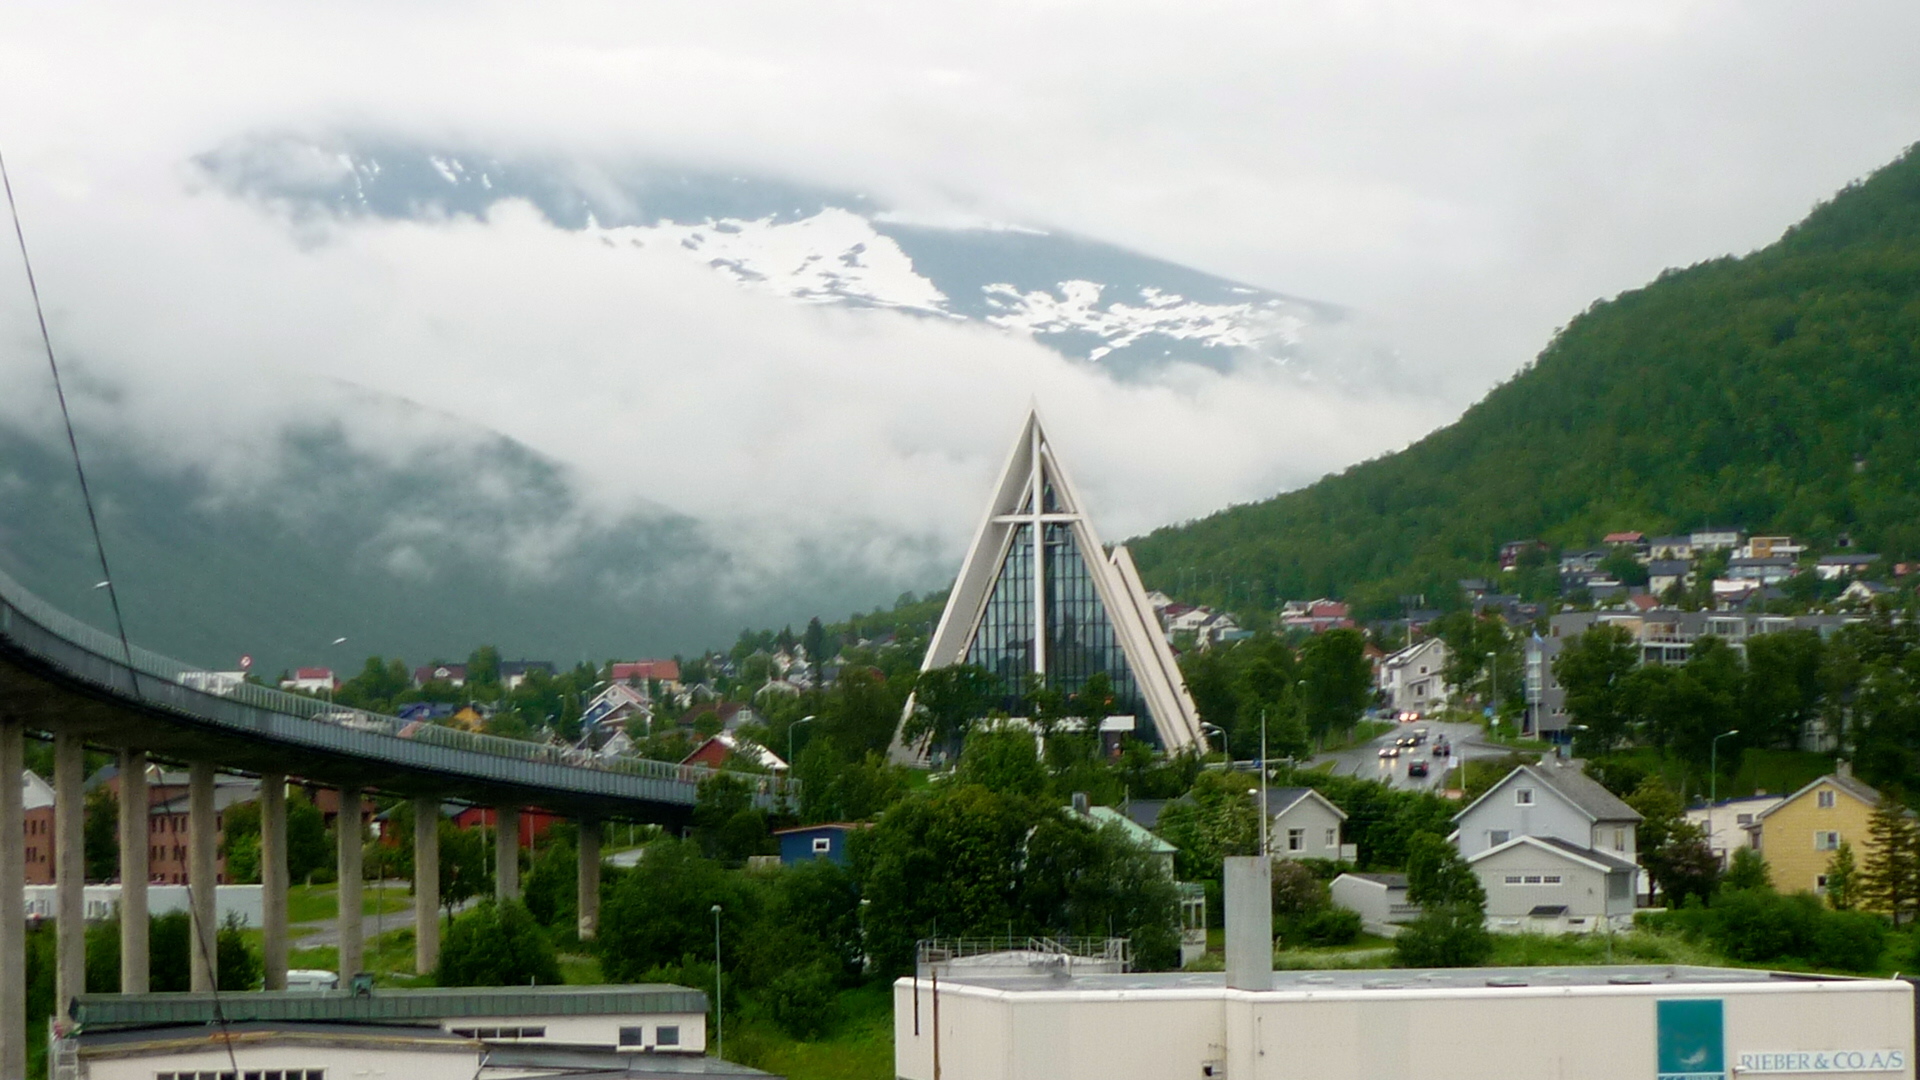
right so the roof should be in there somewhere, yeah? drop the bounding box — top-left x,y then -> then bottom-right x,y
612,659 -> 682,682
1263,787 -> 1349,822
1758,771 -> 1882,820
772,822 -> 868,836
1336,872 -> 1408,889
482,1045 -> 782,1078
1467,834 -> 1640,874
1819,553 -> 1880,565
1079,805 -> 1177,854
71,985 -> 708,1028
73,1020 -> 476,1053
914,964 -> 1851,995
1454,761 -> 1641,825
1648,560 -> 1691,575
1123,798 -> 1170,830
19,770 -> 53,812
291,667 -> 332,680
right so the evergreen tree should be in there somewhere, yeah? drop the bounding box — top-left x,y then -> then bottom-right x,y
1825,841 -> 1860,911
1858,793 -> 1920,926
1722,847 -> 1772,892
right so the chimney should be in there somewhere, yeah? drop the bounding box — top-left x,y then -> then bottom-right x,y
1837,760 -> 1853,779
1223,856 -> 1272,991
1072,791 -> 1090,816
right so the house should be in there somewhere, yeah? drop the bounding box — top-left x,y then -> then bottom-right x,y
680,701 -> 757,733
580,683 -> 651,731
1454,758 -> 1641,861
1376,638 -> 1449,718
776,823 -> 864,866
1839,580 -> 1894,607
1067,795 -> 1178,878
1816,553 -> 1880,581
1558,549 -> 1609,574
280,667 -> 336,693
449,805 -> 564,849
1684,793 -> 1785,866
1454,758 -> 1641,930
1471,835 -> 1639,934
17,770 -> 55,885
680,732 -> 788,774
1751,765 -> 1881,896
1647,535 -> 1695,560
1726,556 -> 1798,584
144,770 -> 261,884
1647,559 -> 1692,596
1279,599 -> 1353,634
1498,539 -> 1548,572
498,660 -> 556,690
1602,532 -> 1648,558
412,663 -> 467,688
610,658 -> 683,693
1690,527 -> 1743,552
1741,535 -> 1805,560
1330,872 -> 1420,936
1458,578 -> 1493,599
1262,787 -> 1353,862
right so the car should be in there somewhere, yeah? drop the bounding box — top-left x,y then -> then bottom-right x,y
1378,746 -> 1400,759
1407,761 -> 1429,778
1431,742 -> 1451,757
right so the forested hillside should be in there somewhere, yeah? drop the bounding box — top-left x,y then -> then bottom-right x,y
1131,143 -> 1920,618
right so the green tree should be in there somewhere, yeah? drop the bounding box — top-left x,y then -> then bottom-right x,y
466,645 -> 503,689
523,837 -> 577,931
286,791 -> 331,885
1154,770 -> 1261,882
1555,625 -> 1639,754
1404,833 -> 1485,910
440,819 -> 492,917
1722,847 -> 1773,893
1825,841 -> 1860,911
1628,776 -> 1717,905
438,899 -> 561,986
691,773 -> 773,865
599,838 -> 751,982
1743,630 -> 1826,749
1858,793 -> 1920,926
1396,833 -> 1491,968
905,664 -> 999,756
803,616 -> 830,683
217,912 -> 262,990
953,724 -> 1049,798
220,800 -> 262,884
1299,628 -> 1373,744
84,784 -> 118,882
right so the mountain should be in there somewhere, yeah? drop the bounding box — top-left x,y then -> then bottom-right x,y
198,134 -> 1383,384
1128,142 -> 1920,617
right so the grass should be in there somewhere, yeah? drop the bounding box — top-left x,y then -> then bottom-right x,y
1592,746 -> 1833,802
1318,720 -> 1396,754
287,926 -> 428,985
727,983 -> 896,1080
285,882 -> 414,924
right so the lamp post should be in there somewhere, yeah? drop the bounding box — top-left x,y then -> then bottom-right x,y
1199,722 -> 1227,758
788,715 -> 815,769
1485,650 -> 1498,728
1711,729 -> 1741,866
711,904 -> 723,1059
326,637 -> 347,705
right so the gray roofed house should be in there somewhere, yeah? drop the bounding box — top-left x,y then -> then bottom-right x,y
1262,787 -> 1353,862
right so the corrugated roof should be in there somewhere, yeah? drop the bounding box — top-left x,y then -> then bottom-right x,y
72,985 -> 706,1028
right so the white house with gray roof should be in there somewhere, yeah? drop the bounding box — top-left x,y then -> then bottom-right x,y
1263,787 -> 1355,863
1453,758 -> 1642,932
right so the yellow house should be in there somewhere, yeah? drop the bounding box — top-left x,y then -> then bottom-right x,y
1751,765 -> 1880,897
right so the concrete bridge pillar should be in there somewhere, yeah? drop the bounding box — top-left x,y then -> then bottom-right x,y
259,771 -> 288,990
1,715 -> 28,1080
413,797 -> 440,975
54,732 -> 86,1015
577,819 -> 601,941
337,785 -> 364,978
188,761 -> 218,991
118,748 -> 149,993
494,806 -> 520,902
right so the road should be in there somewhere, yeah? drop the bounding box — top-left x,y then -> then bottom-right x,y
1308,719 -> 1515,794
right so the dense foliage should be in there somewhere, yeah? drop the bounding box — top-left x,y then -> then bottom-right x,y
1130,143 -> 1920,619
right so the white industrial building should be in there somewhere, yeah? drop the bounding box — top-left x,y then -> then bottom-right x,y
896,857 -> 1917,1080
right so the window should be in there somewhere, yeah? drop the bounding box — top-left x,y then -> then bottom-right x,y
656,1025 -> 680,1047
1817,874 -> 1829,890
811,837 -> 832,855
1489,830 -> 1510,846
1542,875 -> 1562,885
1324,828 -> 1338,848
1504,875 -> 1523,885
618,1026 -> 646,1048
1736,813 -> 1753,825
1613,828 -> 1626,851
1287,828 -> 1305,852
1523,875 -> 1542,884
1515,789 -> 1534,806
160,1073 -> 325,1080
1818,790 -> 1836,809
1815,831 -> 1841,851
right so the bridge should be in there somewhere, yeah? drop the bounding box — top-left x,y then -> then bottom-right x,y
0,562 -> 791,1075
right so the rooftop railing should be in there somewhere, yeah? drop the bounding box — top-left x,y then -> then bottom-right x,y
0,563 -> 795,800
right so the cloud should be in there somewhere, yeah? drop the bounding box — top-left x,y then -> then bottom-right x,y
1,0 -> 1916,612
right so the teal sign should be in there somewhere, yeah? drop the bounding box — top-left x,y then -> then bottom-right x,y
1658,999 -> 1727,1080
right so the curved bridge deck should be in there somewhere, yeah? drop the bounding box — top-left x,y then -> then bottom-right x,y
0,567 -> 789,823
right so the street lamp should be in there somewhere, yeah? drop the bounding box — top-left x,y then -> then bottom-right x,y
1485,650 -> 1498,728
788,715 -> 816,768
327,637 -> 348,705
1711,729 -> 1741,865
1199,722 -> 1227,758
711,904 -> 723,1060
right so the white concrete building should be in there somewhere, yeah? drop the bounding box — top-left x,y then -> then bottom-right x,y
1376,638 -> 1449,718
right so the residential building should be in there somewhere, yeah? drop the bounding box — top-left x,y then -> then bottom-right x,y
1602,531 -> 1649,558
1329,872 -> 1419,936
1725,556 -> 1798,584
145,770 -> 260,885
1840,580 -> 1895,606
1375,638 -> 1449,718
413,663 -> 467,687
1262,787 -> 1353,862
1498,538 -> 1548,571
448,805 -> 564,849
775,823 -> 864,866
17,770 -> 54,886
1750,765 -> 1881,896
1646,559 -> 1691,596
1741,535 -> 1806,560
610,659 -> 682,692
1690,527 -> 1744,552
579,682 -> 650,732
1647,535 -> 1695,560
1816,553 -> 1880,581
1278,599 -> 1353,634
1067,794 -> 1178,878
1454,758 -> 1641,930
279,667 -> 335,693
1685,794 -> 1785,867
900,409 -> 1205,760
1558,549 -> 1609,575
681,731 -> 788,774
498,660 -> 556,689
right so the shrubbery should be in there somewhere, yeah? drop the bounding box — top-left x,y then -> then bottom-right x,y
1639,888 -> 1889,973
437,898 -> 561,986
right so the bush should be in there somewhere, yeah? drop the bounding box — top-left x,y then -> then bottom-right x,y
761,959 -> 839,1039
1392,905 -> 1493,968
437,899 -> 562,986
217,912 -> 262,990
1810,909 -> 1888,972
1293,907 -> 1363,947
1696,888 -> 1889,972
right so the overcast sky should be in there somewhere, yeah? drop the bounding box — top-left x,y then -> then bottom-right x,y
3,1 -> 1918,599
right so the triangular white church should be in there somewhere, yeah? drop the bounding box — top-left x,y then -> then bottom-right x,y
906,409 -> 1205,754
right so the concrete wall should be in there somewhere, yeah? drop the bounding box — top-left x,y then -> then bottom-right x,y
80,1041 -> 477,1080
895,977 -> 1915,1080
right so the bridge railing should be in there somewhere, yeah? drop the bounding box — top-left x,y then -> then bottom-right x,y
0,564 -> 796,800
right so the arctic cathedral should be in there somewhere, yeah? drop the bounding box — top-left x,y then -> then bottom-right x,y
905,410 -> 1205,756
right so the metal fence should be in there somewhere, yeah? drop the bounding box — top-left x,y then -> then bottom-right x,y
915,936 -> 1133,973
0,563 -> 796,800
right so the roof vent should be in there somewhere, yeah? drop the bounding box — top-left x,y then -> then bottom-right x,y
1072,791 -> 1090,815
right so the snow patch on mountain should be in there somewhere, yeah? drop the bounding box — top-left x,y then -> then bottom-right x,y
982,281 -> 1306,362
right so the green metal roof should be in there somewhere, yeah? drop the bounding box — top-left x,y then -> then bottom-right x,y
1086,805 -> 1178,854
71,984 -> 707,1028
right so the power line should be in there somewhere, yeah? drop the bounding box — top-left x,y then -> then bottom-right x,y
0,149 -> 137,683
